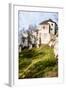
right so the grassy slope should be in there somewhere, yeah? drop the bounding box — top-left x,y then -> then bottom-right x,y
19,45 -> 58,79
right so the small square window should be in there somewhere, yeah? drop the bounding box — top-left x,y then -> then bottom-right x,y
51,28 -> 53,30
51,23 -> 53,26
43,26 -> 45,29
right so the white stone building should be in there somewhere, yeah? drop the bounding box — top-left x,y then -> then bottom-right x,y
34,19 -> 58,47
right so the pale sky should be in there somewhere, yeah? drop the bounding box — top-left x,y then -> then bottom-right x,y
18,11 -> 58,31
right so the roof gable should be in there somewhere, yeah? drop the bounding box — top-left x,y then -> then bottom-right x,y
40,19 -> 57,25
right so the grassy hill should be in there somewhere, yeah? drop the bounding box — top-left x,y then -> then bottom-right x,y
19,45 -> 58,79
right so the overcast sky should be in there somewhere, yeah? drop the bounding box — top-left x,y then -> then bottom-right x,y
18,11 -> 58,31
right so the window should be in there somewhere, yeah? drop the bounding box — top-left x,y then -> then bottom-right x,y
51,23 -> 53,26
51,28 -> 53,30
43,26 -> 45,29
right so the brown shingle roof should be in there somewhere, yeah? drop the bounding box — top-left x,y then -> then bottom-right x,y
40,19 -> 57,25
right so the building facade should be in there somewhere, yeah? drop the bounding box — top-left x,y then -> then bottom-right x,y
35,19 -> 58,47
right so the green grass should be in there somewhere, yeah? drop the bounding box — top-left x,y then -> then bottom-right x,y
19,45 -> 58,79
